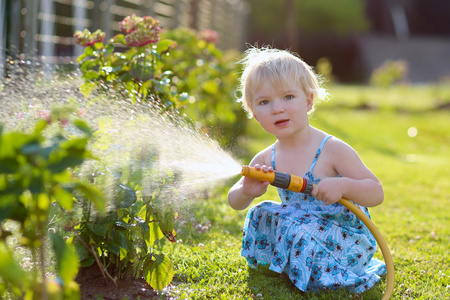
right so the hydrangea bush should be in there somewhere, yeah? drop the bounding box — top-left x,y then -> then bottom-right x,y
74,15 -> 186,108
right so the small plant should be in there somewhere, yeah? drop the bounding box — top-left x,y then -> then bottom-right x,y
0,110 -> 104,299
70,146 -> 178,291
370,60 -> 409,87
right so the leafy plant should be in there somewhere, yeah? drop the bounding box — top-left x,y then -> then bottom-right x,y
75,16 -> 247,150
160,27 -> 246,149
370,60 -> 409,87
74,15 -> 188,108
0,110 -> 104,299
69,124 -> 180,291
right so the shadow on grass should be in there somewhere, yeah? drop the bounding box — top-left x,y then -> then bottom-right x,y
246,265 -> 386,300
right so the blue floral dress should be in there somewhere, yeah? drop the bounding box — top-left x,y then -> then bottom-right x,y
241,135 -> 386,293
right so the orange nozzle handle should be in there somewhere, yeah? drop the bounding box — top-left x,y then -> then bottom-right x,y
240,165 -> 313,194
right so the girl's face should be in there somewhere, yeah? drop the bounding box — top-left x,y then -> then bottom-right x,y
251,79 -> 313,138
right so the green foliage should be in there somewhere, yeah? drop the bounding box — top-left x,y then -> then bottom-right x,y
249,0 -> 368,36
370,60 -> 409,87
76,16 -> 246,150
296,0 -> 369,34
0,112 -> 103,299
76,26 -> 185,108
69,137 -> 179,290
160,28 -> 247,149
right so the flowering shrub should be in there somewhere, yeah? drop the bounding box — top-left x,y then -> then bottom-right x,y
197,29 -> 219,45
74,15 -> 185,108
75,15 -> 248,150
120,15 -> 161,47
74,29 -> 105,47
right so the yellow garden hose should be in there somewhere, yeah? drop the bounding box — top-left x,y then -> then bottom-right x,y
241,166 -> 394,299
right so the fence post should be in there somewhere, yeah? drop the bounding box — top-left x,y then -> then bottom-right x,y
189,0 -> 200,30
40,0 -> 55,77
0,0 -> 5,77
9,0 -> 22,58
23,0 -> 38,60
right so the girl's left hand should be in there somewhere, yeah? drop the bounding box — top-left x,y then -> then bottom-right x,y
310,177 -> 344,205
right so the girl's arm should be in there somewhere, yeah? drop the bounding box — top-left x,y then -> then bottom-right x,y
228,150 -> 272,210
311,139 -> 384,207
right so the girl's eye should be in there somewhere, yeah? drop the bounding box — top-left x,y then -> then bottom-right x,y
284,95 -> 294,100
259,100 -> 269,105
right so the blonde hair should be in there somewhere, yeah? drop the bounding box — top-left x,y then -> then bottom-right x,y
237,47 -> 327,117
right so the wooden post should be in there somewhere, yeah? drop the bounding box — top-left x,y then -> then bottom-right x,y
0,0 -> 5,77
40,0 -> 55,77
23,0 -> 39,60
9,0 -> 22,58
189,0 -> 200,30
285,0 -> 299,51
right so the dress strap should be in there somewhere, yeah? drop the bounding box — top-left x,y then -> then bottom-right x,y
271,144 -> 276,169
309,135 -> 333,173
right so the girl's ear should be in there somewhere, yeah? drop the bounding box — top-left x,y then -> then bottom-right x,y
307,93 -> 314,111
253,113 -> 259,122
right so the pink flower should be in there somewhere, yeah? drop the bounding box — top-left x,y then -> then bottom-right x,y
197,29 -> 219,45
74,29 -> 105,47
120,15 -> 160,47
119,14 -> 141,34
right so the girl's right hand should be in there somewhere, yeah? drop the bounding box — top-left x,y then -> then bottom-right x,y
241,164 -> 273,198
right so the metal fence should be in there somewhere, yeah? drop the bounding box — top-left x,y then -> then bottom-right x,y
0,0 -> 249,75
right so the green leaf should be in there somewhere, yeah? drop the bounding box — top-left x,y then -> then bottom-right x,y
48,156 -> 84,173
80,82 -> 96,98
50,233 -> 79,284
0,243 -> 27,288
202,79 -> 219,94
116,184 -> 137,208
147,215 -> 164,248
111,230 -> 132,253
94,42 -> 104,50
155,39 -> 176,55
132,64 -> 154,82
75,182 -> 105,214
76,53 -> 88,64
143,254 -> 174,290
85,46 -> 94,56
103,240 -> 120,255
110,34 -> 126,45
83,70 -> 100,80
21,140 -> 41,155
73,119 -> 93,137
53,185 -> 74,211
33,119 -> 49,135
104,43 -> 115,53
87,223 -> 108,237
0,158 -> 20,173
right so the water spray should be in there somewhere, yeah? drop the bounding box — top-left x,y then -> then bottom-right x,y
241,165 -> 394,300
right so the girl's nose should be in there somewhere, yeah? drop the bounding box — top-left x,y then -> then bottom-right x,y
272,100 -> 285,114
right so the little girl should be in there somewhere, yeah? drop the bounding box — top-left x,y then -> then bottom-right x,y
228,47 -> 387,293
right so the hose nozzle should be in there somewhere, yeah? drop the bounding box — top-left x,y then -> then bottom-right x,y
241,165 -> 313,194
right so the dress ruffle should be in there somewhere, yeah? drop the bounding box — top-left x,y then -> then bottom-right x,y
241,200 -> 387,293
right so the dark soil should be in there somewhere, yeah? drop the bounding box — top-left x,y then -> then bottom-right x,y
76,265 -> 158,300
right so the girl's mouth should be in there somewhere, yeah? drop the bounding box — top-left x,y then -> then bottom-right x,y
275,119 -> 289,126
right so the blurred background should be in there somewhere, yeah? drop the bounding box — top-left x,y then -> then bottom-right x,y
1,0 -> 449,83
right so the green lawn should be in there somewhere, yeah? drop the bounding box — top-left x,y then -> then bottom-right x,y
162,85 -> 450,299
